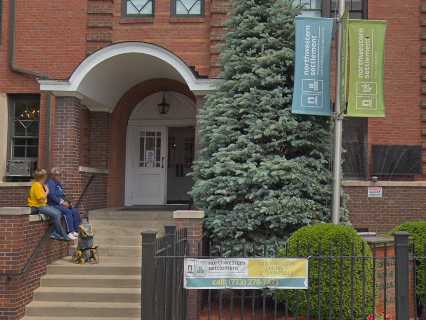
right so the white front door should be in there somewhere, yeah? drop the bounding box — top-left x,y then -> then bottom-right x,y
125,126 -> 167,205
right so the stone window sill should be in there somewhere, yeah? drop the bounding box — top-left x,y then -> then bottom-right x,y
169,17 -> 206,23
0,182 -> 32,188
119,17 -> 154,24
342,180 -> 426,187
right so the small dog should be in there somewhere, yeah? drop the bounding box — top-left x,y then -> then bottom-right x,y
72,223 -> 99,264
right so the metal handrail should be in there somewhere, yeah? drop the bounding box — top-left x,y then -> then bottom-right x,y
0,225 -> 53,280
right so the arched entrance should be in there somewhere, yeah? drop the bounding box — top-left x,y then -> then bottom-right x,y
39,42 -> 214,208
125,91 -> 196,205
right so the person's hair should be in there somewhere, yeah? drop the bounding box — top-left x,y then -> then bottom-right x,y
50,167 -> 61,175
34,169 -> 47,181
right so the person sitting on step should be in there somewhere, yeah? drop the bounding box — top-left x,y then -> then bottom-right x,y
28,169 -> 72,241
47,167 -> 81,239
46,167 -> 81,241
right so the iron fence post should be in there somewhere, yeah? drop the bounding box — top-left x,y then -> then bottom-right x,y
165,225 -> 176,320
394,231 -> 410,320
142,231 -> 157,320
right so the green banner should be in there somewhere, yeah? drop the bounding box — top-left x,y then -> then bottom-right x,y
347,20 -> 387,117
339,11 -> 349,110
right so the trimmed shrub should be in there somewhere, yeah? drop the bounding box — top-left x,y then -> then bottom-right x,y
393,221 -> 426,304
278,224 -> 373,319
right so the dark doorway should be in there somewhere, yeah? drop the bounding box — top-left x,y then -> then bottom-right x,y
167,127 -> 195,203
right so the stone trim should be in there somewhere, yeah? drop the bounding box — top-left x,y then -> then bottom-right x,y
78,166 -> 109,175
343,180 -> 426,187
173,210 -> 204,219
0,182 -> 32,187
0,207 -> 31,216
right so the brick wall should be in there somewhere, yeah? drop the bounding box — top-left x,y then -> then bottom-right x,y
367,0 -> 422,155
52,97 -> 82,203
0,211 -> 69,320
0,187 -> 28,207
346,185 -> 426,232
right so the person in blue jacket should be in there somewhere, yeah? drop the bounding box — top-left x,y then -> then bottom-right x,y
46,167 -> 81,240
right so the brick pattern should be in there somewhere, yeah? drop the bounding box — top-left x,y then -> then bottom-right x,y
0,214 -> 69,320
86,1 -> 113,55
51,98 -> 110,212
209,0 -> 231,77
367,0 -> 422,152
0,188 -> 27,207
346,186 -> 426,232
52,97 -> 82,203
421,2 -> 426,174
174,216 -> 203,320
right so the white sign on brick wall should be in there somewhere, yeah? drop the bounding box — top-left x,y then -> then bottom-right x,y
368,186 -> 383,198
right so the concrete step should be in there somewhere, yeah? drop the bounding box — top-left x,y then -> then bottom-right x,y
33,287 -> 140,303
52,256 -> 140,266
91,219 -> 173,227
97,245 -> 141,257
47,263 -> 139,276
89,209 -> 175,221
41,274 -> 140,288
23,318 -> 139,320
25,301 -> 140,317
95,236 -> 141,246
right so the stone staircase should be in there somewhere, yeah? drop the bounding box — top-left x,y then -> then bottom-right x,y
23,208 -> 174,320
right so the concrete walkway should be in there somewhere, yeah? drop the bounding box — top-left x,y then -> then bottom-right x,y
23,208 -> 175,320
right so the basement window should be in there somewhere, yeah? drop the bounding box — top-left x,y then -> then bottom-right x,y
124,0 -> 154,16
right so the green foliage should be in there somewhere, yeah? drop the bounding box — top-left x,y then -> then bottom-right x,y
278,224 -> 373,319
393,221 -> 426,303
191,0 -> 347,250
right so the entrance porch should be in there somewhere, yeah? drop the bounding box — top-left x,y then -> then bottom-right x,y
38,42 -> 214,211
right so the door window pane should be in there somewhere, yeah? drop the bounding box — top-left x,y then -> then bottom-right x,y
139,130 -> 162,168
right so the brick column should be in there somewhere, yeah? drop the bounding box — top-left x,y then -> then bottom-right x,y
173,210 -> 204,320
0,208 -> 69,320
194,96 -> 205,162
52,97 -> 82,202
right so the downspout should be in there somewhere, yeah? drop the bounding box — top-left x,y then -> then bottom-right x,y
8,0 -> 50,172
8,0 -> 48,79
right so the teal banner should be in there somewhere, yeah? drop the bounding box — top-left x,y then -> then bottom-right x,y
292,16 -> 334,116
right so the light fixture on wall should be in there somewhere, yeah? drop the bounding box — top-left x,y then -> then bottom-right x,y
157,92 -> 170,115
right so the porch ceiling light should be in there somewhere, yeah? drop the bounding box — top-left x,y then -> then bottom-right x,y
157,92 -> 170,115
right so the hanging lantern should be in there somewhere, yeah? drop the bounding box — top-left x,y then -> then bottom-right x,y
157,92 -> 170,115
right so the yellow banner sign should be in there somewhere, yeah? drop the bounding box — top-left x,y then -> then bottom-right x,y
184,258 -> 308,289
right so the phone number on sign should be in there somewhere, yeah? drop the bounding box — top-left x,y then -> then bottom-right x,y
211,278 -> 280,288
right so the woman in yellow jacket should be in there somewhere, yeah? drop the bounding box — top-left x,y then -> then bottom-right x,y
28,169 -> 71,241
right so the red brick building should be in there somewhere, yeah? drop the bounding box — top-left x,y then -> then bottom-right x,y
0,0 -> 425,232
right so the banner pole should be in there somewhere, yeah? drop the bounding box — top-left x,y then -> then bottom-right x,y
331,0 -> 346,225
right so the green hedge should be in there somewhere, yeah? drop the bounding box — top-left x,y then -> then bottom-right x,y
393,221 -> 426,303
278,224 -> 373,319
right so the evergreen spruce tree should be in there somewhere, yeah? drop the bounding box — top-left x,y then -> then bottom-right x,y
192,0 -> 346,251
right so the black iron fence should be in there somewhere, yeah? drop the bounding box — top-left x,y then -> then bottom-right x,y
141,228 -> 426,320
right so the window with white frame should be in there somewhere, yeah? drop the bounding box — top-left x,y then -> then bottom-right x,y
8,95 -> 40,161
173,0 -> 203,16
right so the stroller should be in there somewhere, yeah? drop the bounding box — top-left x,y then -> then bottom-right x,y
71,175 -> 99,264
72,223 -> 99,264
